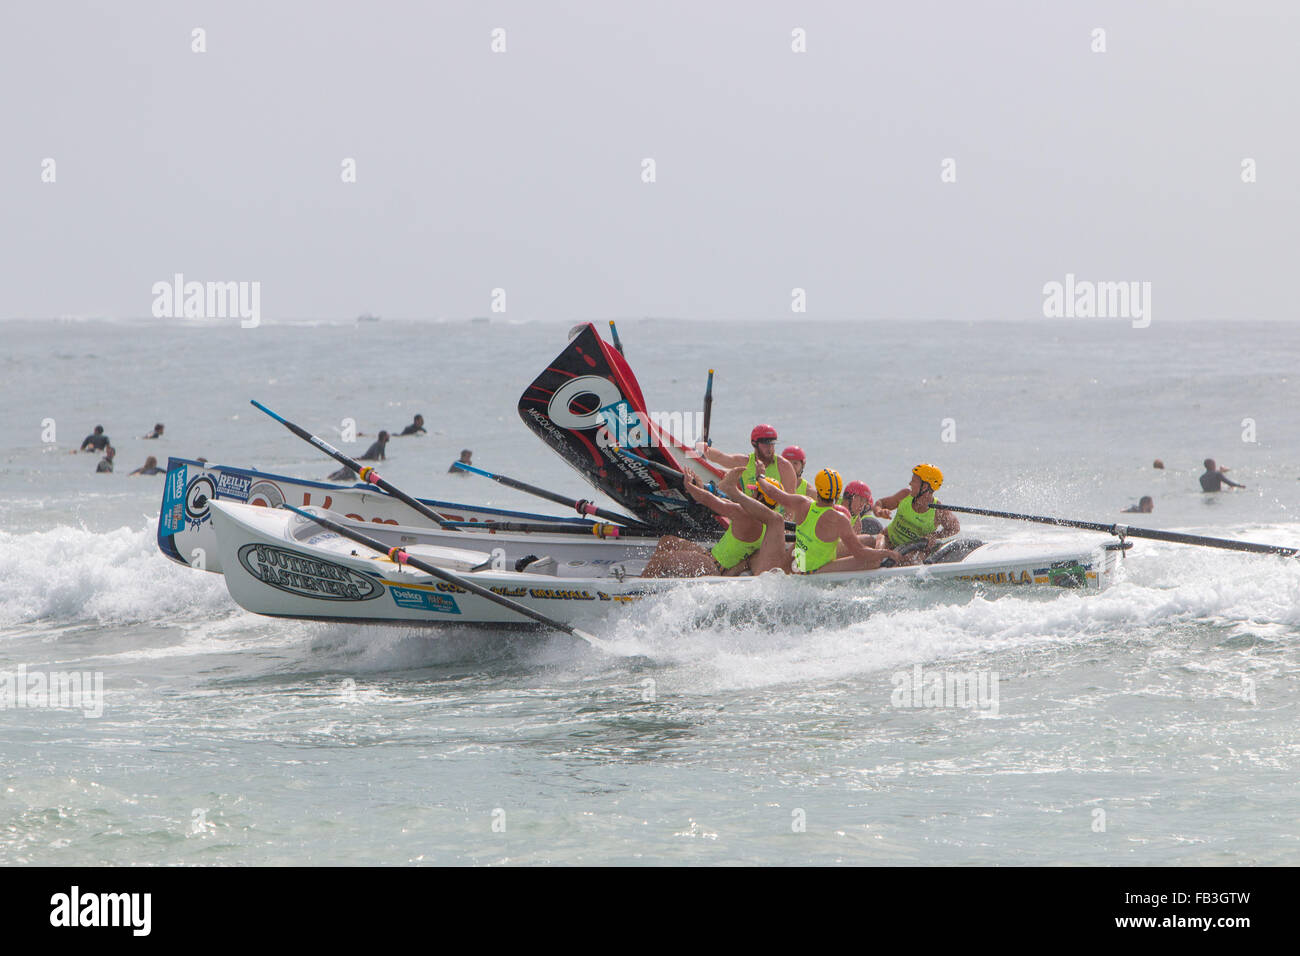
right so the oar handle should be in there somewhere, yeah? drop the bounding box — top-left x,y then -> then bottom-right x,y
283,506 -> 603,645
451,461 -> 650,530
440,520 -> 647,538
251,400 -> 454,529
934,503 -> 1299,557
701,369 -> 714,446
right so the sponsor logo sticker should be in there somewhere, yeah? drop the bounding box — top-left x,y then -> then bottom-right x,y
215,471 -> 252,502
237,544 -> 384,601
161,463 -> 188,533
389,587 -> 461,614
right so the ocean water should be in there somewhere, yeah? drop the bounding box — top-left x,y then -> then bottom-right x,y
1,317 -> 1297,865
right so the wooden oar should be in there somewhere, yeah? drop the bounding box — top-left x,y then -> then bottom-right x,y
283,505 -> 607,648
933,503 -> 1299,557
250,400 -> 457,529
701,369 -> 714,446
452,462 -> 651,531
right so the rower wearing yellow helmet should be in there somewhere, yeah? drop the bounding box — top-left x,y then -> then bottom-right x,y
641,467 -> 778,577
754,469 -> 900,574
873,464 -> 961,566
695,425 -> 798,495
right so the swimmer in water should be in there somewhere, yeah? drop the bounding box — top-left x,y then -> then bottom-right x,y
95,446 -> 115,473
1199,458 -> 1244,492
328,431 -> 389,481
398,414 -> 426,436
79,425 -> 110,453
130,455 -> 164,476
1122,496 -> 1154,514
142,423 -> 164,439
448,449 -> 473,474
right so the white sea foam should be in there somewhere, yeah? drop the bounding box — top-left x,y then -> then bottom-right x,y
0,524 -> 227,631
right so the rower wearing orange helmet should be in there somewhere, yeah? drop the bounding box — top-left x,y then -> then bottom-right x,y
696,425 -> 798,495
872,464 -> 960,565
754,469 -> 900,574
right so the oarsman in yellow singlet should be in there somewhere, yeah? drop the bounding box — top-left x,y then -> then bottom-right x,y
695,424 -> 798,495
754,469 -> 900,574
870,464 -> 961,566
641,467 -> 779,577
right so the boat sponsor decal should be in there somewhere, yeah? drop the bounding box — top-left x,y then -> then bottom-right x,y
248,480 -> 285,509
182,475 -> 217,529
237,544 -> 384,601
955,569 -> 1036,585
1045,560 -> 1091,588
215,471 -> 252,502
161,463 -> 189,533
389,586 -> 461,614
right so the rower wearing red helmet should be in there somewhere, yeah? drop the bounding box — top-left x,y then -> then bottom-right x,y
695,424 -> 798,497
782,446 -> 809,496
871,464 -> 961,565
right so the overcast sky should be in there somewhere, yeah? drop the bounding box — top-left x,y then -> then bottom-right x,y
2,1 -> 1297,322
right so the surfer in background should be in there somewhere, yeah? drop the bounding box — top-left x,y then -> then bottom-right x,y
1123,496 -> 1154,514
398,414 -> 426,436
130,455 -> 164,476
1200,459 -> 1245,492
142,423 -> 165,439
869,464 -> 960,565
327,431 -> 389,481
448,449 -> 473,474
79,425 -> 110,453
95,446 -> 115,473
695,424 -> 798,494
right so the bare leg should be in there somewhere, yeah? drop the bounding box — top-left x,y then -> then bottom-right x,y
727,487 -> 789,575
640,536 -> 716,578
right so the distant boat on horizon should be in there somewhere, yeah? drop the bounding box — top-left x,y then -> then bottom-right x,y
356,312 -> 381,323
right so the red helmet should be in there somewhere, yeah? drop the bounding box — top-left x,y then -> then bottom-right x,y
843,480 -> 872,504
781,445 -> 805,463
750,424 -> 778,443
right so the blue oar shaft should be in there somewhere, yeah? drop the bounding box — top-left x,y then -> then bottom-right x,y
453,462 -> 651,530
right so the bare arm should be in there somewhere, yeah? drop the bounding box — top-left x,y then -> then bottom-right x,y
683,469 -> 743,521
935,504 -> 960,536
700,445 -> 750,469
876,488 -> 910,511
756,475 -> 808,516
776,456 -> 798,493
820,516 -> 900,572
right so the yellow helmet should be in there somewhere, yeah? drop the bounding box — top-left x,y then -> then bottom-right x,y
748,481 -> 778,508
912,463 -> 943,491
814,468 -> 843,502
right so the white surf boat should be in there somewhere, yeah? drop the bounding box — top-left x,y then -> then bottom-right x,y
209,500 -> 1123,629
157,457 -> 655,574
